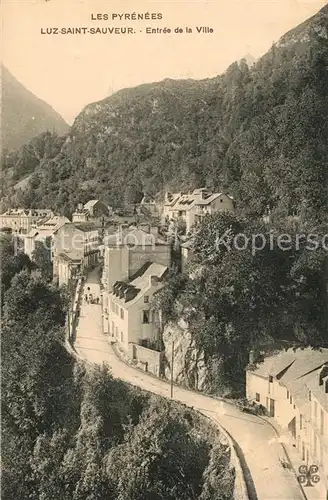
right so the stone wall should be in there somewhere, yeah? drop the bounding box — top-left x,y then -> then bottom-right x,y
128,343 -> 164,377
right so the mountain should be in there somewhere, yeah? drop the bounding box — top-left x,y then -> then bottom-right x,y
1,66 -> 69,151
1,5 -> 327,222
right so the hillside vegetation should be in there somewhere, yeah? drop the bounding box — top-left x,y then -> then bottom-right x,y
1,5 -> 327,222
1,234 -> 234,500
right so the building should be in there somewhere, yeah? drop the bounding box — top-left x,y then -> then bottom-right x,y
140,195 -> 159,217
72,199 -> 109,224
246,348 -> 328,498
24,216 -> 70,259
108,262 -> 167,375
162,192 -> 183,222
53,222 -> 100,280
56,251 -> 83,287
73,222 -> 100,268
102,225 -> 170,295
0,208 -> 53,234
162,188 -> 234,233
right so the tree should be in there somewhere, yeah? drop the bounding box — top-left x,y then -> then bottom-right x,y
106,399 -> 211,500
32,243 -> 53,282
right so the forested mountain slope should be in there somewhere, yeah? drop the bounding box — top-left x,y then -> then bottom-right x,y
1,5 -> 327,222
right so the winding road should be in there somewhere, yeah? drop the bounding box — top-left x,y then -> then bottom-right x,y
74,271 -> 304,500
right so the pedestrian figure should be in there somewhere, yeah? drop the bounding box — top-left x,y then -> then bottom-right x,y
96,297 -> 99,304
85,294 -> 88,302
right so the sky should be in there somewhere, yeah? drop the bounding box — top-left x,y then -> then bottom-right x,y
2,0 -> 327,124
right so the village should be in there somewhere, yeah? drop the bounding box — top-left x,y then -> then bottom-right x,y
1,188 -> 327,500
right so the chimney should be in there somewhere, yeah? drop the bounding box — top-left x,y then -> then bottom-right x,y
200,188 -> 208,200
165,192 -> 172,203
78,203 -> 83,211
325,377 -> 328,394
249,350 -> 255,365
150,276 -> 159,287
319,364 -> 328,385
150,226 -> 158,240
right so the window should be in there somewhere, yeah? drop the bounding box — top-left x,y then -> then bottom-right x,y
115,304 -> 119,315
314,401 -> 318,420
220,198 -> 223,203
287,390 -> 289,399
144,295 -> 149,303
300,414 -> 303,430
111,322 -> 114,335
120,308 -> 124,320
120,331 -> 123,342
290,396 -> 293,404
142,310 -> 150,324
115,326 -> 118,338
255,393 -> 260,402
309,390 -> 311,401
269,375 -> 273,383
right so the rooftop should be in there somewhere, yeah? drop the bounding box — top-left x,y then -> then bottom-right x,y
251,347 -> 328,415
30,216 -> 70,237
58,250 -> 83,262
105,226 -> 167,246
111,262 -> 167,307
171,190 -> 233,212
74,222 -> 99,232
84,199 -> 99,209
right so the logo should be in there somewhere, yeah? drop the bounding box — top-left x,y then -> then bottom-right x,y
297,464 -> 320,487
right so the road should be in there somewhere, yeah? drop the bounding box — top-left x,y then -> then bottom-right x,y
75,270 -> 304,500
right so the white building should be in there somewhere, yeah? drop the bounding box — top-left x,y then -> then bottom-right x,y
102,225 -> 170,295
56,251 -> 83,287
246,348 -> 328,498
162,188 -> 234,232
108,263 -> 167,374
72,200 -> 109,224
0,208 -> 53,234
24,216 -> 70,259
53,222 -> 100,281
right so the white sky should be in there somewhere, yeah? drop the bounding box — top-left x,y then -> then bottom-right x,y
2,0 -> 327,124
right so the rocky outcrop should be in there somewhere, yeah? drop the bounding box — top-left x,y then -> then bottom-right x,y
162,318 -> 237,395
162,319 -> 208,390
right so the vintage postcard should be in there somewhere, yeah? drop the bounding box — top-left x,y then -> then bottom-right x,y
1,1 -> 328,499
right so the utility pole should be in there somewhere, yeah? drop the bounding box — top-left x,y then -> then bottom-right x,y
170,341 -> 174,398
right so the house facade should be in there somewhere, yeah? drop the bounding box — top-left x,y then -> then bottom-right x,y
107,263 -> 167,363
24,216 -> 70,259
0,208 -> 53,234
162,188 -> 234,233
72,200 -> 109,224
53,222 -> 100,280
246,348 -> 328,498
57,251 -> 83,287
102,226 -> 170,295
